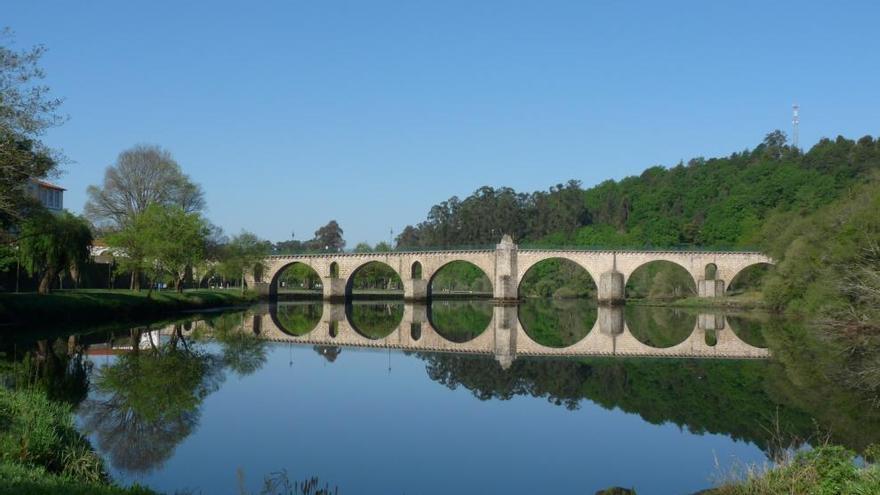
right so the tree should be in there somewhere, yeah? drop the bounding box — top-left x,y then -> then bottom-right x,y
17,211 -> 93,294
84,145 -> 205,289
0,29 -> 65,226
217,231 -> 271,294
109,205 -> 208,293
353,242 -> 373,253
85,145 -> 205,227
311,220 -> 345,251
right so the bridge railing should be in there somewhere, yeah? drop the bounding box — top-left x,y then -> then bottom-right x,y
270,243 -> 766,256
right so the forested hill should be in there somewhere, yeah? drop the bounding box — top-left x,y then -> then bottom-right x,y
395,131 -> 880,250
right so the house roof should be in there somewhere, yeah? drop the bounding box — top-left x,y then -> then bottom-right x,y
31,179 -> 66,191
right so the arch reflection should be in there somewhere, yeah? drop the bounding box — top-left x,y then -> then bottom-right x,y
519,298 -> 597,347
273,302 -> 324,336
345,301 -> 404,340
427,300 -> 492,343
625,306 -> 696,348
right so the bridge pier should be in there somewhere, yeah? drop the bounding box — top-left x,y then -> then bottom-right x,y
403,279 -> 428,301
598,271 -> 625,304
697,279 -> 725,298
323,278 -> 346,301
493,235 -> 519,303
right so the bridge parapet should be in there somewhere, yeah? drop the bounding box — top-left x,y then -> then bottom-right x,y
249,240 -> 773,303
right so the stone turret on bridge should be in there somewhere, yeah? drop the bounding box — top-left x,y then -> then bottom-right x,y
247,238 -> 773,303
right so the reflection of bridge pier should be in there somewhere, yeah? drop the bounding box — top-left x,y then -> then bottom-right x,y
493,305 -> 518,369
251,302 -> 770,363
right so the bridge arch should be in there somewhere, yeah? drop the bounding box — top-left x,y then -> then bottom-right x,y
427,260 -> 493,299
625,259 -> 697,300
726,262 -> 774,295
517,257 -> 598,299
271,261 -> 323,297
344,260 -> 403,299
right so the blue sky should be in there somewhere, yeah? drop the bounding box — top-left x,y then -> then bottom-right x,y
6,1 -> 879,245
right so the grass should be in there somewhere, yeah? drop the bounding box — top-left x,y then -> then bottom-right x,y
710,445 -> 880,495
628,291 -> 769,311
0,289 -> 257,327
0,388 -> 159,495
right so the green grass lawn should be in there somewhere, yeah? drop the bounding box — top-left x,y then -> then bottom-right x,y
0,289 -> 256,327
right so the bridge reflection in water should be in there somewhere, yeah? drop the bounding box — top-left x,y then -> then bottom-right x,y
247,301 -> 769,368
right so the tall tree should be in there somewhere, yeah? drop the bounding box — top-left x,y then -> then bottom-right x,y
85,144 -> 205,227
85,144 -> 205,288
216,231 -> 271,294
0,29 -> 65,226
18,211 -> 93,294
140,205 -> 209,293
311,220 -> 345,252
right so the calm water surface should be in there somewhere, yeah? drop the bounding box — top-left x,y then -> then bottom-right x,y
4,299 -> 876,494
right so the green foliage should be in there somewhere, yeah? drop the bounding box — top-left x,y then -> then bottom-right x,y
216,230 -> 271,291
429,300 -> 492,342
624,306 -> 695,347
714,445 -> 880,495
17,210 -> 93,293
275,303 -> 323,336
346,303 -> 403,339
0,388 -> 107,484
348,261 -> 402,291
0,289 -> 255,326
278,263 -> 322,291
519,298 -> 596,347
759,178 -> 880,321
397,134 -> 879,253
430,261 -> 491,293
519,258 -> 596,298
625,261 -> 696,300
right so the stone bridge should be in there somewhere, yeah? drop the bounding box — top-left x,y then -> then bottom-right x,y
248,236 -> 773,302
243,303 -> 769,368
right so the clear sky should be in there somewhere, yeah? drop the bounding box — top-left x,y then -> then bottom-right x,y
5,1 -> 879,245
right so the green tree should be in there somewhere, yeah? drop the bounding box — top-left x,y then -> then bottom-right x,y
310,220 -> 345,251
217,231 -> 271,294
85,144 -> 205,289
18,211 -> 93,294
109,205 -> 208,293
0,29 -> 65,226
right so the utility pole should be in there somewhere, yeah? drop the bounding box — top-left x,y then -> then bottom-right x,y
792,104 -> 800,149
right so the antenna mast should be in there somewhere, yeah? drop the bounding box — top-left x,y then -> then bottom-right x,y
792,104 -> 800,149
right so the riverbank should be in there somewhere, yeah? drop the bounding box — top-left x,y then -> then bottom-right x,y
0,289 -> 257,328
707,445 -> 880,494
627,292 -> 770,311
0,388 -> 159,495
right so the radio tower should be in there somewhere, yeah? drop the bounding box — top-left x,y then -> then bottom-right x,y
792,104 -> 800,149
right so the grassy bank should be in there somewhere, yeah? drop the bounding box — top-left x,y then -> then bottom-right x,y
0,289 -> 257,327
0,388 -> 158,495
710,445 -> 880,494
627,292 -> 769,311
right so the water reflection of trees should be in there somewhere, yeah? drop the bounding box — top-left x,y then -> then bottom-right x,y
77,313 -> 270,475
624,306 -> 695,347
346,302 -> 403,339
79,324 -> 226,474
429,300 -> 492,343
519,298 -> 596,347
275,303 -> 323,336
422,352 -> 818,454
